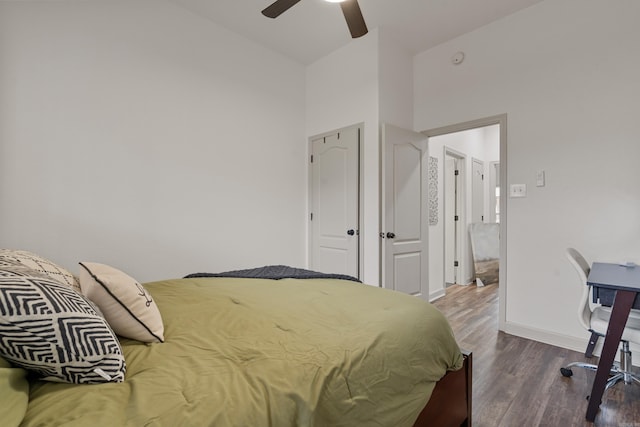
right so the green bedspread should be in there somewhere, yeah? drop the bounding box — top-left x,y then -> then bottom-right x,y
22,277 -> 462,427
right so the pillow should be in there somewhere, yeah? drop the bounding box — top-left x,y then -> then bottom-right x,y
0,357 -> 29,427
0,249 -> 81,292
0,267 -> 126,384
79,262 -> 164,343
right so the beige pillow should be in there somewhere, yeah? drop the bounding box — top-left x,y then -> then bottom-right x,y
0,249 -> 81,292
78,262 -> 164,343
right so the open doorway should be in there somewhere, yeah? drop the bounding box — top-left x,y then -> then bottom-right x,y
423,114 -> 507,330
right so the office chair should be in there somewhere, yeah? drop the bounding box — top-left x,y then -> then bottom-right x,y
560,248 -> 640,389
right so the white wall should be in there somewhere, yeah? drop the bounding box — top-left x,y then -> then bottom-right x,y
378,29 -> 414,131
0,0 -> 307,282
415,0 -> 640,352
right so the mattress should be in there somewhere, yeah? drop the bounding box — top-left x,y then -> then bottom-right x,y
21,277 -> 463,427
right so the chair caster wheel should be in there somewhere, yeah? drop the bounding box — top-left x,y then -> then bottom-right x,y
560,367 -> 573,377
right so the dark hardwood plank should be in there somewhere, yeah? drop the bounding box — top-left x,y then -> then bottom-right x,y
432,284 -> 640,427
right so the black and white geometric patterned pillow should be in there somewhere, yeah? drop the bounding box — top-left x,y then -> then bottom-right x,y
0,249 -> 81,293
0,267 -> 126,384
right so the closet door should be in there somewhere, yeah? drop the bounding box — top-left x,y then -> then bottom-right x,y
310,126 -> 360,278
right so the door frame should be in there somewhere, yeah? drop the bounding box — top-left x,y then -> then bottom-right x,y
422,114 -> 507,331
443,147 -> 466,287
307,123 -> 365,280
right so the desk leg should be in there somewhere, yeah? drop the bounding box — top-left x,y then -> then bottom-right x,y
585,289 -> 635,421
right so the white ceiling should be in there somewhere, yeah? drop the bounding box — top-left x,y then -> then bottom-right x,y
168,0 -> 544,65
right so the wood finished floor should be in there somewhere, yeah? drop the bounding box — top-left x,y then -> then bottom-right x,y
431,284 -> 640,427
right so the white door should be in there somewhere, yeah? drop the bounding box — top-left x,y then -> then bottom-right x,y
472,159 -> 485,223
444,156 -> 458,285
310,126 -> 360,278
381,124 -> 428,299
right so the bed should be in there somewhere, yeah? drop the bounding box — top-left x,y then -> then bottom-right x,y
0,252 -> 471,427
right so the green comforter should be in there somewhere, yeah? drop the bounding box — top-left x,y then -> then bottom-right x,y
22,277 -> 462,427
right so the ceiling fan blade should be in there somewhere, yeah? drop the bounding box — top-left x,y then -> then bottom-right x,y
262,0 -> 302,18
340,0 -> 368,38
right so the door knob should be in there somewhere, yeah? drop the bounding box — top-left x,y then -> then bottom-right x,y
386,232 -> 396,239
347,229 -> 355,236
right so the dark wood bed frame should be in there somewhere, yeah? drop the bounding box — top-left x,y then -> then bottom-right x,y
413,350 -> 472,427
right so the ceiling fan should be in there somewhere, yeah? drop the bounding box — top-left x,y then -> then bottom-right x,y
262,0 -> 368,39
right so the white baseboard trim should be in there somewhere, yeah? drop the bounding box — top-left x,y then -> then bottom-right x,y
502,321 -> 588,354
502,321 -> 640,367
429,288 -> 446,302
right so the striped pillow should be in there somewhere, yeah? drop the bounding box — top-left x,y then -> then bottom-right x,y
0,266 -> 126,384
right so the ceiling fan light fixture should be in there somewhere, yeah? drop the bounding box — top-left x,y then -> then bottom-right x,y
262,0 -> 367,38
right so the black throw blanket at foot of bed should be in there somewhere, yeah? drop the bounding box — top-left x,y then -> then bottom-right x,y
184,265 -> 360,283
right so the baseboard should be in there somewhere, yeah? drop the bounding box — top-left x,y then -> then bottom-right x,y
502,321 -> 586,353
429,288 -> 446,302
502,321 -> 640,366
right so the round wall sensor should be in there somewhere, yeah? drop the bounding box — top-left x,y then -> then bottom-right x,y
451,52 -> 465,65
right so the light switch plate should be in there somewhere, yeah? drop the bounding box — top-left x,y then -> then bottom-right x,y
536,170 -> 545,187
510,184 -> 527,198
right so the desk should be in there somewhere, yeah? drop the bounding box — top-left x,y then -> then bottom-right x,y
585,262 -> 640,421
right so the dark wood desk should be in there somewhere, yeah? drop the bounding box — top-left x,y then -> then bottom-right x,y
585,262 -> 640,421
